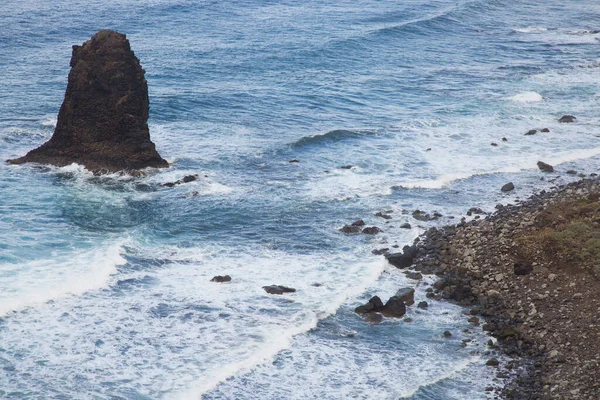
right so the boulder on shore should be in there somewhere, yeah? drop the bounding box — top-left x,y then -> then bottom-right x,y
7,30 -> 168,173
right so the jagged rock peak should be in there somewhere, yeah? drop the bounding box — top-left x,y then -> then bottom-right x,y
8,30 -> 168,173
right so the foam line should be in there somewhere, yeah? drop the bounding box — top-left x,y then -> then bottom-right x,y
172,258 -> 388,399
0,242 -> 126,316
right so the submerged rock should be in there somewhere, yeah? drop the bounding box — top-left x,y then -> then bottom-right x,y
375,211 -> 392,220
361,226 -> 382,235
371,248 -> 389,255
340,225 -> 362,234
161,175 -> 198,187
7,30 -> 168,173
405,271 -> 423,280
364,312 -> 383,324
412,210 -> 434,221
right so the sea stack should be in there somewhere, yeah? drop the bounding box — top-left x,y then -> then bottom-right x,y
8,30 -> 168,173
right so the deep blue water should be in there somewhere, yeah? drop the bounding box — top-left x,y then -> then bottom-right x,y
1,0 -> 600,398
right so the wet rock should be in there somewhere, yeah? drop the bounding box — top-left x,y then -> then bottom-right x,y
405,271 -> 423,280
340,225 -> 362,234
558,115 -> 576,123
340,165 -> 353,169
491,142 -> 498,146
525,129 -> 537,136
355,296 -> 384,314
395,287 -> 415,306
468,316 -> 480,325
443,330 -> 452,338
210,275 -> 231,283
537,161 -> 554,173
262,285 -> 296,295
364,312 -> 383,324
486,358 -> 500,367
375,211 -> 392,220
371,248 -> 389,255
7,30 -> 168,173
513,262 -> 533,276
467,207 -> 484,216
351,220 -> 365,227
566,170 -> 577,175
417,301 -> 429,309
501,182 -> 515,192
433,278 -> 448,291
540,128 -> 550,133
400,223 -> 412,229
288,159 -> 300,163
502,137 -> 508,142
412,210 -> 434,221
362,226 -> 382,235
381,296 -> 407,318
386,251 -> 414,269
161,174 -> 199,187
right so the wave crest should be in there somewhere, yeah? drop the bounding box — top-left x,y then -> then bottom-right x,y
290,129 -> 376,148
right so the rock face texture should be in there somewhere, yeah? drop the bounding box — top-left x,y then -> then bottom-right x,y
8,30 -> 168,172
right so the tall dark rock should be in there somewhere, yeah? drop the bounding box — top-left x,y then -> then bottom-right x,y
8,30 -> 168,173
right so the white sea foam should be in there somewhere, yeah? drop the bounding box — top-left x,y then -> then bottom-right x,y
513,27 -> 548,34
0,241 -> 126,316
40,117 -> 57,127
199,268 -> 498,400
0,243 -> 389,398
510,91 -> 543,103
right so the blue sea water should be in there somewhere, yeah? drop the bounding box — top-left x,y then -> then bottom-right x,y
1,0 -> 600,398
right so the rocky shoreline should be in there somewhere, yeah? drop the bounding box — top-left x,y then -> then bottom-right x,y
391,178 -> 600,399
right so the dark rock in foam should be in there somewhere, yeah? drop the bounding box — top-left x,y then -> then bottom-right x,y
501,182 -> 515,192
558,115 -> 576,123
262,285 -> 296,295
537,161 -> 554,173
211,275 -> 232,283
7,30 -> 168,173
355,296 -> 384,314
381,296 -> 406,318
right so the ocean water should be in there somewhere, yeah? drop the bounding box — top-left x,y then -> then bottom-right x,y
1,0 -> 600,398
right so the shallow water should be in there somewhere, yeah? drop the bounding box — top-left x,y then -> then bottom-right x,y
2,0 -> 600,398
